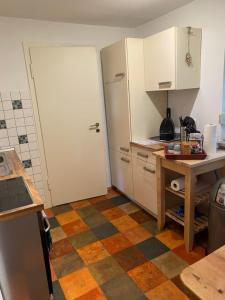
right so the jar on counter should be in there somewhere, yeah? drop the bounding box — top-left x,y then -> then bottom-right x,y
189,132 -> 203,154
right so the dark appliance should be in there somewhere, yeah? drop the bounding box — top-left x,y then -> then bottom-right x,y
0,176 -> 52,300
208,178 -> 225,253
182,116 -> 199,135
160,108 -> 175,141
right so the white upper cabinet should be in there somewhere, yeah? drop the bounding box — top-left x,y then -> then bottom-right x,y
144,27 -> 202,91
101,40 -> 127,84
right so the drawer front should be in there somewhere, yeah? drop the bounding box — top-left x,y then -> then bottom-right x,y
109,149 -> 133,199
133,158 -> 157,215
132,146 -> 156,165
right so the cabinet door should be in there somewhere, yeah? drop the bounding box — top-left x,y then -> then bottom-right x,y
133,157 -> 157,215
101,40 -> 127,84
110,149 -> 133,199
144,27 -> 176,91
104,79 -> 131,153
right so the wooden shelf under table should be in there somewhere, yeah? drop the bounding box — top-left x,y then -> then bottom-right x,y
166,206 -> 208,233
165,184 -> 211,205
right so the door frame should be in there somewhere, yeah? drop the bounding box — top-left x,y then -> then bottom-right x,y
24,42 -> 91,208
23,42 -> 54,208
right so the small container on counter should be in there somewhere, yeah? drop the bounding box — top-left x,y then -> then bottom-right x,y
180,126 -> 186,141
181,141 -> 191,155
168,143 -> 175,153
189,132 -> 203,154
174,144 -> 181,154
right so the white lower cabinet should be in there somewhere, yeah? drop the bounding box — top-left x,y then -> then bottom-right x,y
109,146 -> 157,216
132,148 -> 157,216
109,149 -> 133,199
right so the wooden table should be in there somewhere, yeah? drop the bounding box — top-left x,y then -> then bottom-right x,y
181,245 -> 225,299
154,150 -> 225,251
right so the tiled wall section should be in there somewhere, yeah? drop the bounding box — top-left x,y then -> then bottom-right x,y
0,91 -> 45,201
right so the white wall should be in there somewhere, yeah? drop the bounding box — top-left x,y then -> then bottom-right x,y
0,16 -> 136,191
137,0 -> 225,132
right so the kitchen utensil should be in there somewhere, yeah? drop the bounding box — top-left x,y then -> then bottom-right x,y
159,108 -> 175,141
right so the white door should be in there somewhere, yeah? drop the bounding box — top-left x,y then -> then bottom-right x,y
29,47 -> 107,206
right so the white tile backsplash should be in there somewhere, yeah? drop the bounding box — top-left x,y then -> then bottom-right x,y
20,91 -> 31,100
26,125 -> 35,134
22,100 -> 32,109
17,126 -> 26,135
33,165 -> 41,174
20,143 -> 29,152
0,138 -> 9,147
3,101 -> 12,110
0,91 -> 11,101
0,129 -> 7,139
29,142 -> 38,151
30,150 -> 39,159
6,118 -> 16,128
10,91 -> 21,100
9,136 -> 19,146
25,116 -> 34,126
14,109 -> 24,119
27,133 -> 36,143
15,117 -> 25,127
0,90 -> 45,203
4,110 -> 14,119
23,108 -> 33,117
21,151 -> 30,160
7,128 -> 17,137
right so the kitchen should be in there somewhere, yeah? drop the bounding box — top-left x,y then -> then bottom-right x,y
0,0 -> 225,299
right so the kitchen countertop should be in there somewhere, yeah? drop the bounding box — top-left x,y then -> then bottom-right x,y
0,149 -> 44,221
130,138 -> 164,152
181,245 -> 225,300
153,149 -> 225,168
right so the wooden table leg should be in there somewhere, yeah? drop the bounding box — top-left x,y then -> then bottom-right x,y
157,157 -> 165,231
184,171 -> 195,252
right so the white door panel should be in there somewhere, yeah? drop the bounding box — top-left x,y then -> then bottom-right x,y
30,47 -> 107,206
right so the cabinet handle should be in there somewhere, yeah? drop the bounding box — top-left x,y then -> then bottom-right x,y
115,72 -> 125,78
158,81 -> 172,89
143,166 -> 155,174
121,157 -> 130,163
137,152 -> 148,159
120,147 -> 129,153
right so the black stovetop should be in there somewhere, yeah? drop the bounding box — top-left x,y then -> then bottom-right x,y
0,176 -> 33,212
150,133 -> 181,142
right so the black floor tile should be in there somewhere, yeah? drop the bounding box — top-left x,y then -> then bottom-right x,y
137,237 -> 169,260
49,217 -> 60,229
101,273 -> 142,300
52,204 -> 72,215
52,281 -> 66,300
92,222 -> 118,240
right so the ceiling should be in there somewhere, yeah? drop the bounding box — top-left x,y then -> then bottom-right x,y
0,0 -> 194,28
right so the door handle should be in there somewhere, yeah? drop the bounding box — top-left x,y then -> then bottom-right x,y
121,157 -> 130,163
158,81 -> 172,89
120,147 -> 129,153
115,72 -> 125,78
89,123 -> 100,130
143,166 -> 155,174
137,152 -> 148,159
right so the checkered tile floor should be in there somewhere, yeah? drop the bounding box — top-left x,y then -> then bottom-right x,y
45,189 -> 205,300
